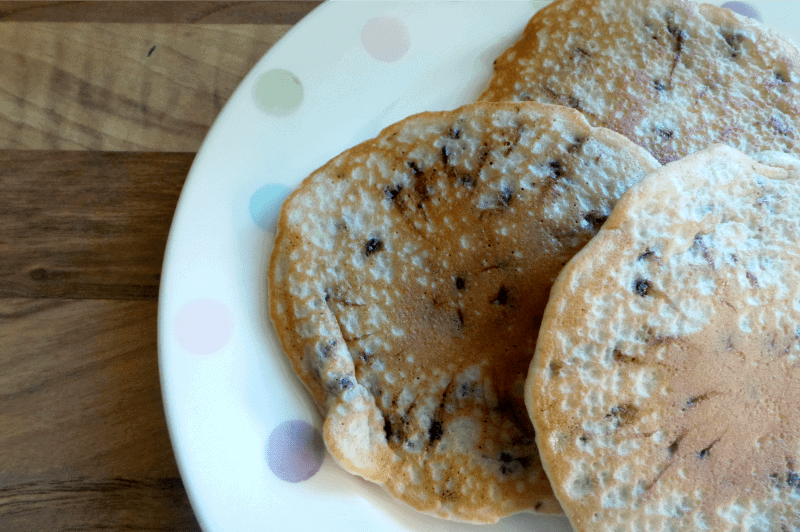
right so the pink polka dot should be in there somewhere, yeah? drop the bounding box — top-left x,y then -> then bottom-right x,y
174,298 -> 234,355
267,420 -> 325,483
361,16 -> 410,62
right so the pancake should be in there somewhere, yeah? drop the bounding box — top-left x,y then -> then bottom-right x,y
527,145 -> 800,531
479,0 -> 800,164
268,101 -> 659,522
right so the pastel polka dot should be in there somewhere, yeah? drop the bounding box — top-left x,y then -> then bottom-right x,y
249,183 -> 291,231
721,2 -> 762,22
361,16 -> 410,62
174,298 -> 234,355
267,420 -> 325,483
253,69 -> 303,115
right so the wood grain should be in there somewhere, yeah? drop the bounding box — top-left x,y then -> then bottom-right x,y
0,22 -> 291,151
0,150 -> 191,300
0,1 -> 321,24
0,297 -> 199,531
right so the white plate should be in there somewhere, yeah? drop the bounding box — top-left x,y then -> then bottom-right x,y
157,2 -> 799,531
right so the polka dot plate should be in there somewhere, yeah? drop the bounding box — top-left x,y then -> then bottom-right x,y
157,1 -> 795,531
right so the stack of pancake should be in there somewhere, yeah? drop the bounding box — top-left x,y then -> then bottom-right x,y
268,1 -> 800,529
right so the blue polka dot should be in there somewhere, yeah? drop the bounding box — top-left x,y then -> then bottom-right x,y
250,184 -> 291,231
267,420 -> 325,483
721,2 -> 762,22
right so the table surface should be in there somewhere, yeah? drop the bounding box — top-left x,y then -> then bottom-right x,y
0,2 -> 320,529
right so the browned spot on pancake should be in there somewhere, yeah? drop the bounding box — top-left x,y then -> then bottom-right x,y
605,403 -> 638,428
666,18 -> 687,87
693,233 -> 715,269
491,286 -> 509,305
613,349 -> 640,364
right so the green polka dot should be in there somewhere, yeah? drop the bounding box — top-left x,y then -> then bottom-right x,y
253,69 -> 303,116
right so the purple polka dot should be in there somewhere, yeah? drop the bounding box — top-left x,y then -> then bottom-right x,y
267,420 -> 325,483
721,2 -> 763,22
249,184 -> 291,231
174,299 -> 234,355
361,16 -> 410,62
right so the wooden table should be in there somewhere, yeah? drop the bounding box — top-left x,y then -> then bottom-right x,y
0,2 -> 319,529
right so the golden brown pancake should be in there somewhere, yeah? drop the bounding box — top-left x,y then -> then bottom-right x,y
528,145 -> 800,531
269,101 -> 659,522
480,0 -> 800,165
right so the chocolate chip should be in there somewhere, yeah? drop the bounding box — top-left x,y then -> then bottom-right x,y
339,377 -> 353,390
746,271 -> 759,287
406,161 -> 423,176
500,186 -> 514,206
458,175 -> 476,188
318,340 -> 336,358
384,184 -> 403,201
428,420 -> 443,442
567,137 -> 585,153
667,433 -> 684,457
457,381 -> 474,399
491,286 -> 509,305
383,417 -> 393,440
451,127 -> 461,139
583,211 -> 608,229
638,249 -> 655,261
656,126 -> 674,140
769,115 -> 793,136
724,32 -> 744,58
441,145 -> 450,166
653,80 -> 666,92
788,471 -> 800,489
775,70 -> 789,83
365,237 -> 383,256
684,393 -> 708,410
498,452 -> 525,475
549,160 -> 563,179
633,279 -> 651,297
697,438 -> 720,459
573,47 -> 591,58
455,277 -> 465,290
456,309 -> 464,328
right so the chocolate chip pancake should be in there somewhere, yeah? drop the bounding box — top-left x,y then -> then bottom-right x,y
269,101 -> 659,522
480,0 -> 800,165
528,145 -> 800,531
